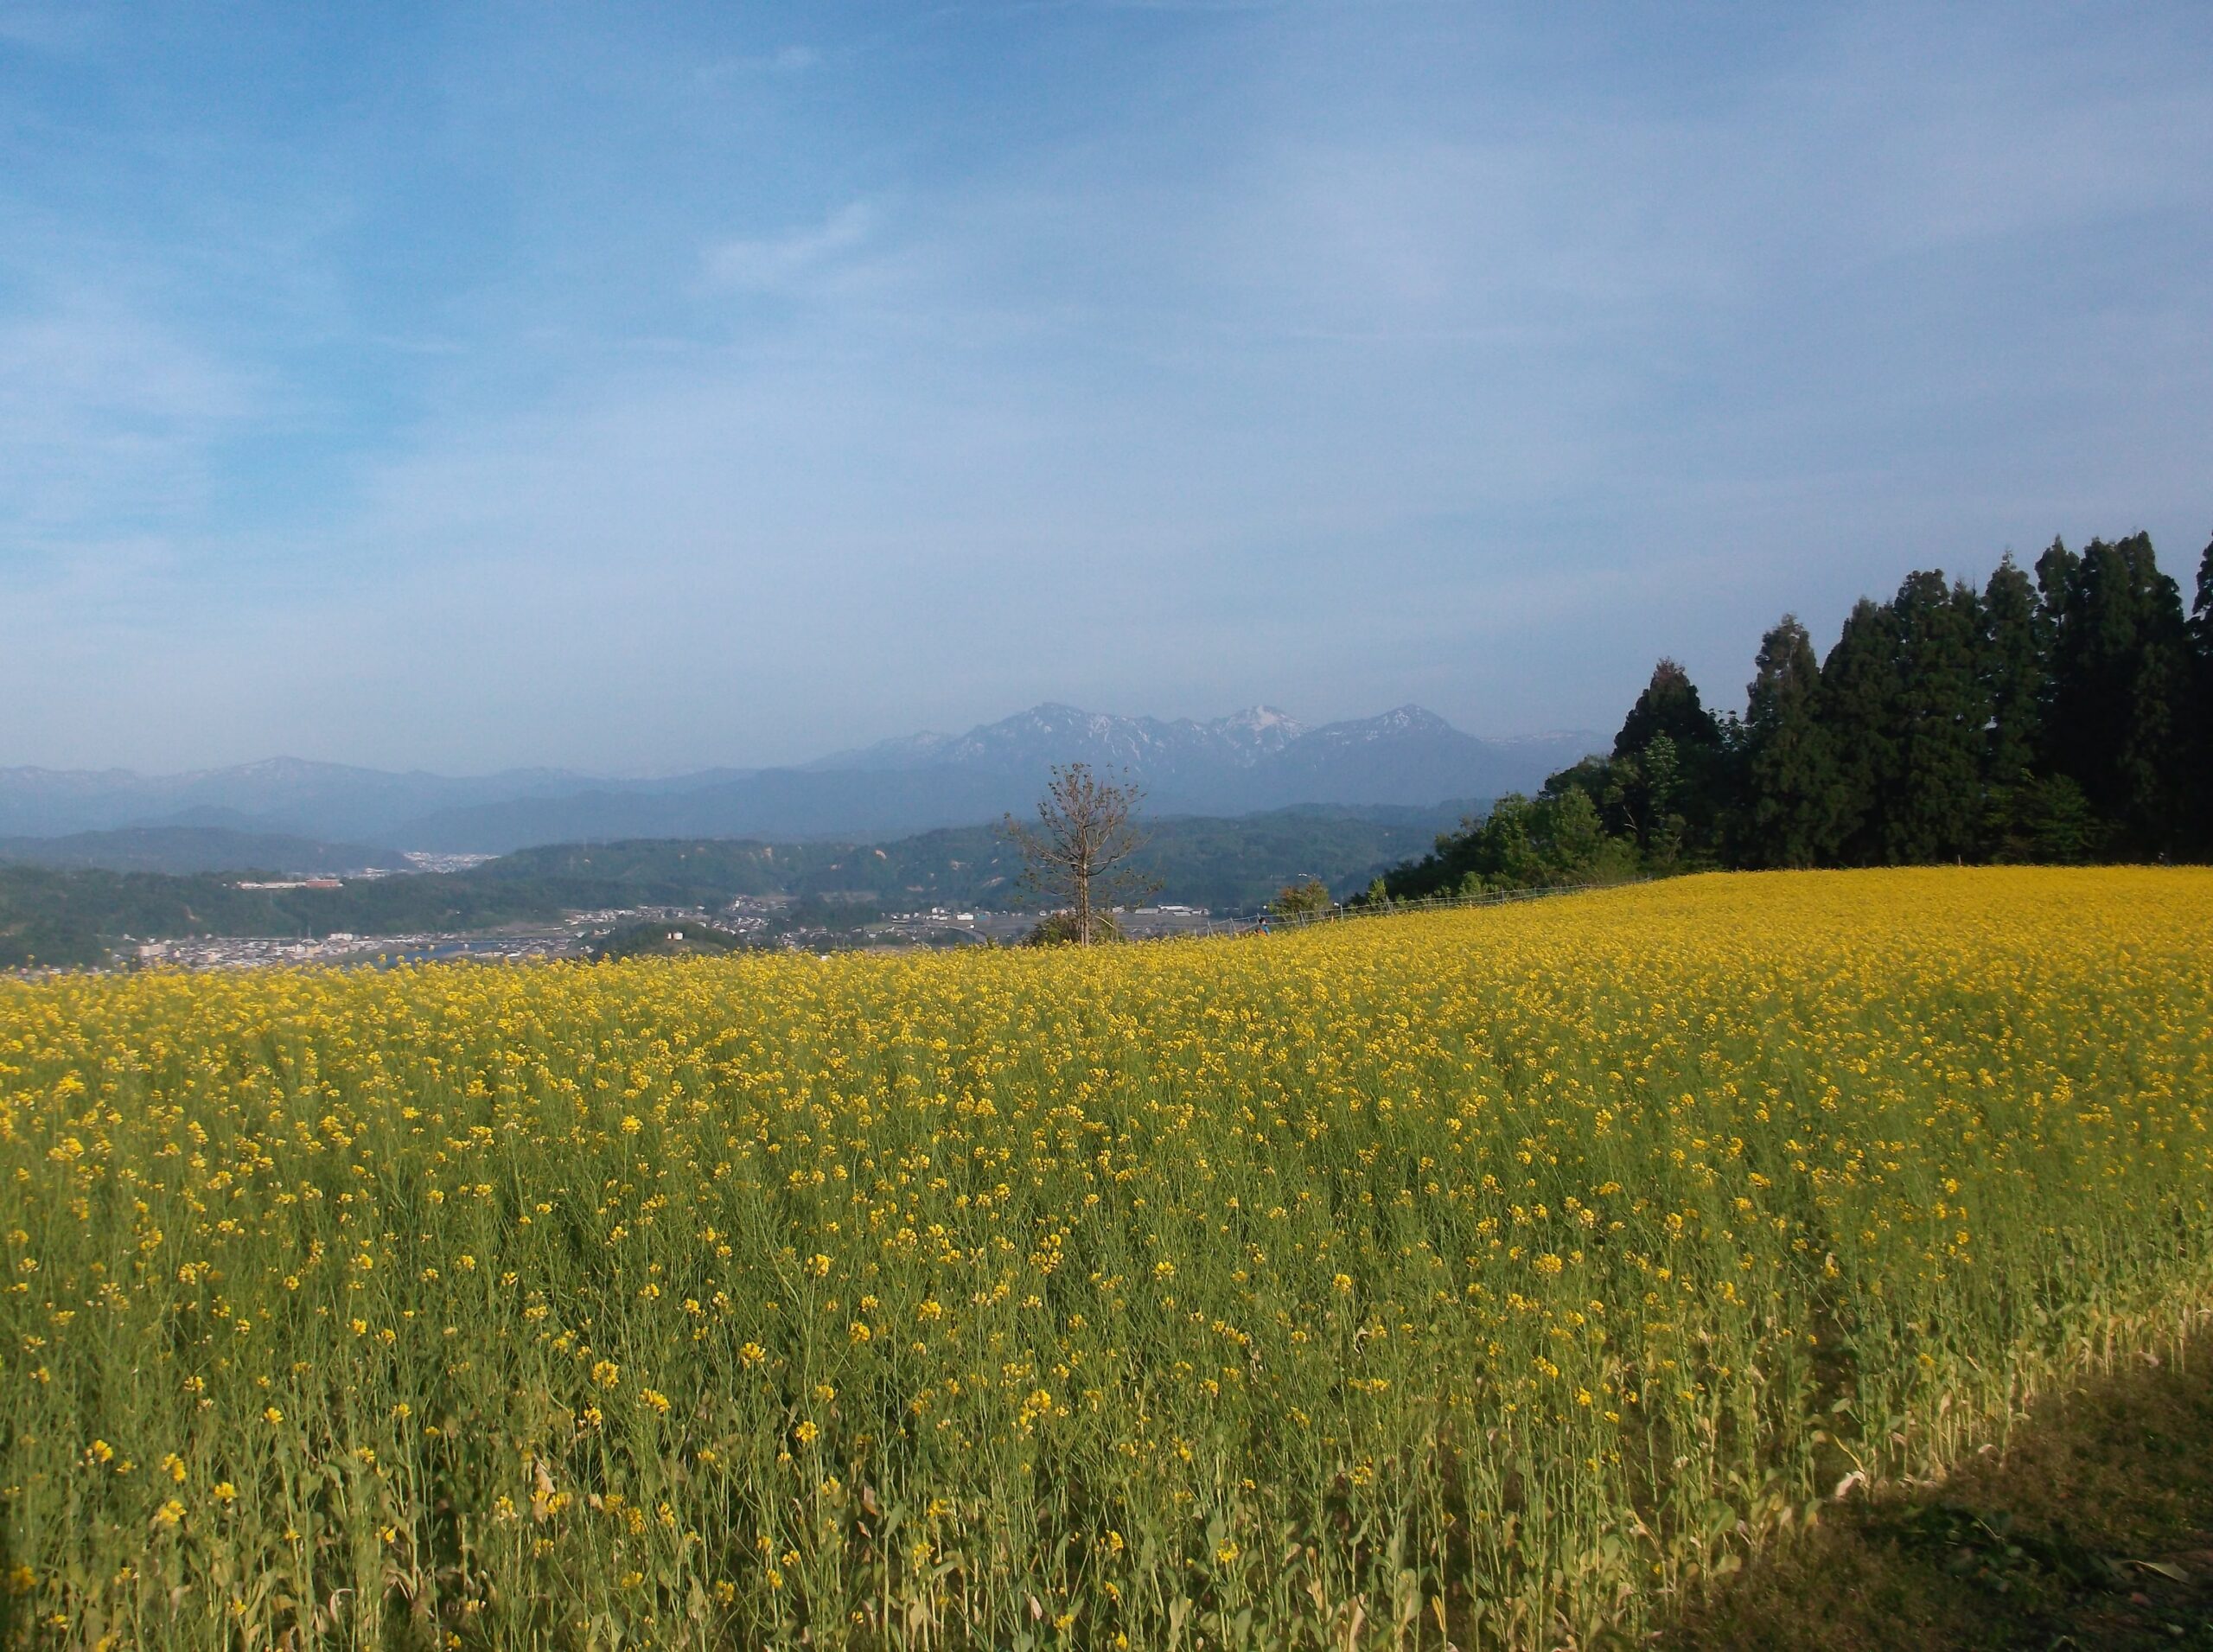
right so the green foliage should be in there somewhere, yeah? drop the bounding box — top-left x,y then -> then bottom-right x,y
1740,616 -> 1842,869
1884,571 -> 1988,864
1368,786 -> 1633,903
1567,526 -> 2213,877
1578,662 -> 1737,871
1612,658 -> 1722,758
1996,775 -> 2104,866
1819,597 -> 1905,865
585,921 -> 746,962
2193,536 -> 2213,858
1980,554 -> 2045,847
1021,908 -> 1126,946
2039,533 -> 2193,852
1269,877 -> 1333,920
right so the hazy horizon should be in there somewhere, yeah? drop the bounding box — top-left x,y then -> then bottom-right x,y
5,2 -> 2210,773
0,698 -> 1604,783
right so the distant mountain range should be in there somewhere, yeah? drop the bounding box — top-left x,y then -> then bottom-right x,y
0,704 -> 1598,854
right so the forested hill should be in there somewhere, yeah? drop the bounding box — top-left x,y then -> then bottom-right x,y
0,803 -> 1476,968
0,826 -> 407,876
1371,531 -> 2213,901
480,806 -> 1468,907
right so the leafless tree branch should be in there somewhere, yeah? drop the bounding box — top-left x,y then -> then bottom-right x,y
999,763 -> 1160,944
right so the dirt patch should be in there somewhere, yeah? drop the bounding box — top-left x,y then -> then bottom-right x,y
1663,1336 -> 2213,1649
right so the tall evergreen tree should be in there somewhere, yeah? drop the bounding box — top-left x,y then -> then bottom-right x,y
1612,659 -> 1722,758
2188,535 -> 2213,856
1818,597 -> 1903,864
2034,535 -> 2079,643
1980,555 -> 2044,855
1585,526 -> 2211,873
2042,534 -> 2191,852
1610,659 -> 1727,862
1885,571 -> 1989,864
2194,534 -> 2213,663
2031,533 -> 2079,793
1739,616 -> 1840,867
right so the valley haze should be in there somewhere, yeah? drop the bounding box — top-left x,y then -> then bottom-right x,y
0,703 -> 1597,855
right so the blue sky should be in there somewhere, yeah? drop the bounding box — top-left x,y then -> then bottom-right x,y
3,2 -> 2209,774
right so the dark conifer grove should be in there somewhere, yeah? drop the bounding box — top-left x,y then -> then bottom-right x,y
1370,530 -> 2213,900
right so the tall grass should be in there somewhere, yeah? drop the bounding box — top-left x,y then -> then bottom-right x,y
2,867 -> 2209,1648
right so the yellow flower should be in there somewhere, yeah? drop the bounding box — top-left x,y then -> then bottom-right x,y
3,866 -> 2209,1643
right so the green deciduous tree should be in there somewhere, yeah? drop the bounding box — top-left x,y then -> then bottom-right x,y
1369,788 -> 1629,902
1540,787 -> 1609,882
1270,878 -> 1332,921
1604,735 -> 1685,866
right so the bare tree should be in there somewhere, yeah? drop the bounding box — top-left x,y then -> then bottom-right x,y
1002,763 -> 1160,944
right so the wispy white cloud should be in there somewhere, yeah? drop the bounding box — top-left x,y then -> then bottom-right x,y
0,293 -> 258,540
693,41 -> 820,83
702,202 -> 873,291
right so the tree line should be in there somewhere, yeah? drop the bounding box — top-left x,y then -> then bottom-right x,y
1369,531 -> 2213,901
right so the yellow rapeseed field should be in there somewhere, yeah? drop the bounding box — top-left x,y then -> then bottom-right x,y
2,868 -> 2210,1649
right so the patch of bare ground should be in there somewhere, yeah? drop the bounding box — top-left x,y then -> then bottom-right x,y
1661,1333 -> 2213,1649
